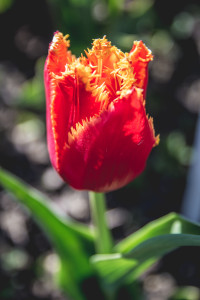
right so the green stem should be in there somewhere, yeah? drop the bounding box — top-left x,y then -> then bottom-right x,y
89,192 -> 113,254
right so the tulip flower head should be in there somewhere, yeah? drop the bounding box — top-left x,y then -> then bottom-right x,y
44,32 -> 159,192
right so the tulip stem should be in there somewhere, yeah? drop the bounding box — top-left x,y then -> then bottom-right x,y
89,192 -> 113,254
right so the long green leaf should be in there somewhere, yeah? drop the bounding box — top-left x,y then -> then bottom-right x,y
126,233 -> 200,260
0,168 -> 95,300
115,212 -> 200,253
91,213 -> 200,289
92,234 -> 200,288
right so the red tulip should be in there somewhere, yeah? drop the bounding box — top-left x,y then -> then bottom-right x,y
44,31 -> 159,192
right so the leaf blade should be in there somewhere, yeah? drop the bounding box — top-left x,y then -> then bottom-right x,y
0,167 -> 95,300
92,213 -> 200,289
115,212 -> 200,253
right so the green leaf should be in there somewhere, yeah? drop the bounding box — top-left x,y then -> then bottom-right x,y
0,168 -> 95,300
114,212 -> 200,253
91,253 -> 152,289
91,213 -> 200,289
126,233 -> 200,260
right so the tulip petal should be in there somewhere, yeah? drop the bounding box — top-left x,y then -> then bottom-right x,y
45,70 -> 104,172
129,41 -> 153,97
59,88 -> 157,192
44,32 -> 103,172
47,75 -> 75,171
47,31 -> 74,76
44,32 -> 75,171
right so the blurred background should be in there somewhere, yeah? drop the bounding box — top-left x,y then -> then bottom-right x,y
0,0 -> 200,299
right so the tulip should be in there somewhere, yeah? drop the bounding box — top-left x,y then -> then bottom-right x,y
44,31 -> 159,192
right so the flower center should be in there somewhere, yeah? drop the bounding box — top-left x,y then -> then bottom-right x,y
84,36 -> 136,103
62,35 -> 136,110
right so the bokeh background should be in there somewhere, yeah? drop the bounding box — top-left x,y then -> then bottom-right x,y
0,0 -> 200,299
